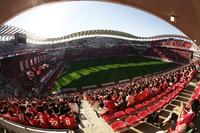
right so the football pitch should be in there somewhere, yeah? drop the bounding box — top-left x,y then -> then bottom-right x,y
53,56 -> 177,91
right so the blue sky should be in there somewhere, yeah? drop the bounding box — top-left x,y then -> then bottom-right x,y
5,1 -> 185,38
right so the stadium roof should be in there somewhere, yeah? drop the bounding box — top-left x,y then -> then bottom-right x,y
0,25 -> 193,45
0,0 -> 200,45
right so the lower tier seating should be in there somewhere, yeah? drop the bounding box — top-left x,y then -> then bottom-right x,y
103,79 -> 192,132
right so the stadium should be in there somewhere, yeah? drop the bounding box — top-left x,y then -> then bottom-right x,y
0,1 -> 200,133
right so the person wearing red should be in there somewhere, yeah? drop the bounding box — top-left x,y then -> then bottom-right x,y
177,111 -> 195,126
18,113 -> 29,126
59,114 -> 78,129
48,115 -> 62,129
162,79 -> 168,90
26,113 -> 40,127
4,111 -> 12,120
104,95 -> 116,113
138,90 -> 145,102
4,110 -> 20,123
134,92 -> 141,105
11,115 -> 20,123
44,111 -> 50,119
143,87 -> 151,101
38,112 -> 50,128
28,118 -> 40,127
47,110 -> 62,129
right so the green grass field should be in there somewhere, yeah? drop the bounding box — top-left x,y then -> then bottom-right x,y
53,56 -> 177,91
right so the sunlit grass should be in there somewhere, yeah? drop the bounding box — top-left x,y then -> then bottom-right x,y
54,56 -> 177,90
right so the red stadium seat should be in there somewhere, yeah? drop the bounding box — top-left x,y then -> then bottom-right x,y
191,95 -> 198,100
125,115 -> 140,126
143,101 -> 150,106
156,101 -> 165,108
148,105 -> 159,113
125,108 -> 136,115
138,110 -> 150,119
175,89 -> 181,95
149,98 -> 156,103
170,93 -> 176,99
163,97 -> 171,104
197,84 -> 200,88
111,120 -> 128,131
114,111 -> 126,118
103,114 -> 116,122
135,104 -> 143,110
165,88 -> 171,94
155,94 -> 162,99
159,92 -> 165,97
195,88 -> 200,95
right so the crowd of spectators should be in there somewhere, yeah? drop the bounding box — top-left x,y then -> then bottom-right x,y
26,63 -> 50,80
84,62 -> 197,115
84,61 -> 200,133
0,92 -> 82,129
63,44 -> 192,66
65,45 -> 137,62
144,47 -> 192,63
151,40 -> 192,49
0,61 -> 199,131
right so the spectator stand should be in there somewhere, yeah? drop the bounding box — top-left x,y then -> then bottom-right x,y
0,74 -> 30,97
0,61 -> 199,133
83,62 -> 198,132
